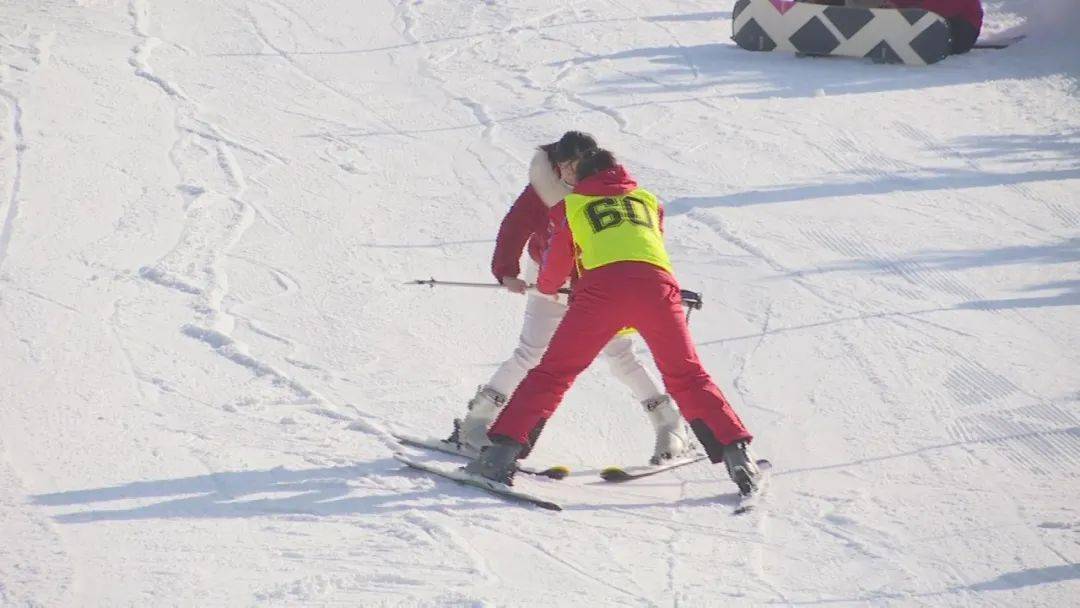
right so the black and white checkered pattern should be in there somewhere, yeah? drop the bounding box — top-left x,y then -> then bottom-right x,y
732,0 -> 952,65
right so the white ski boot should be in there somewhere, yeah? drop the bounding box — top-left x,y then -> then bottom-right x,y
446,386 -> 507,455
643,395 -> 697,465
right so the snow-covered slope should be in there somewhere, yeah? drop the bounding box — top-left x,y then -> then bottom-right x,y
1,0 -> 1077,605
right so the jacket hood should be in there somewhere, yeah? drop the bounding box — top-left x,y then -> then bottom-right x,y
529,148 -> 572,207
572,164 -> 638,196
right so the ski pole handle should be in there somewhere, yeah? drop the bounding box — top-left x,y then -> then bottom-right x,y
679,289 -> 703,310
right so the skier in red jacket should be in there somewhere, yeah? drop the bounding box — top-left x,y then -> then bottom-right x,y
465,149 -> 763,497
443,132 -> 696,465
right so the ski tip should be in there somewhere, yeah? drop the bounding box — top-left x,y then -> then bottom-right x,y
600,467 -> 630,482
540,465 -> 570,480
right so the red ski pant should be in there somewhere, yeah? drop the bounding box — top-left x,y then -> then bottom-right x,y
489,262 -> 752,450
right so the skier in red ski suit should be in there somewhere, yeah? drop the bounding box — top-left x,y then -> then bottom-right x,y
465,149 -> 763,496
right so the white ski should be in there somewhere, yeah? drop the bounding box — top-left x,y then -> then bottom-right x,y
973,33 -> 1026,49
599,453 -> 709,482
395,453 -> 562,511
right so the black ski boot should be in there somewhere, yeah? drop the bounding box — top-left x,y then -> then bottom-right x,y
722,440 -> 761,496
463,436 -> 525,486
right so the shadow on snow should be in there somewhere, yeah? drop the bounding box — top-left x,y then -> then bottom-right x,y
32,459 -> 503,523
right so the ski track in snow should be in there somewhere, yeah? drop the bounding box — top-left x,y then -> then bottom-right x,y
892,121 -> 1069,236
124,1 -> 397,444
0,26 -> 77,606
948,402 -> 1080,474
127,0 -> 195,102
666,74 -> 1078,599
467,517 -> 659,607
241,1 -> 410,141
0,89 -> 22,275
388,0 -> 529,202
687,209 -> 862,317
0,446 -> 75,605
801,227 -> 982,302
730,301 -> 785,417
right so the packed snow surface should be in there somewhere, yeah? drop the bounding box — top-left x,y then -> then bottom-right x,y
1,0 -> 1077,605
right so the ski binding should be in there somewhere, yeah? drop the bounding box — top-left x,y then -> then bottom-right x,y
393,432 -> 570,479
395,453 -> 562,511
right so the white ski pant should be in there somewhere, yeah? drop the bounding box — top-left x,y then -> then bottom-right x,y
485,290 -> 664,403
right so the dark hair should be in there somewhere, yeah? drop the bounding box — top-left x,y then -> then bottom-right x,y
575,148 -> 617,182
551,131 -> 597,163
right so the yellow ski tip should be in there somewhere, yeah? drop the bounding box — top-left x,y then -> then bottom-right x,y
542,465 -> 570,480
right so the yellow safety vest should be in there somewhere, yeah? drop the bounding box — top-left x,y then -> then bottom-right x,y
563,188 -> 673,275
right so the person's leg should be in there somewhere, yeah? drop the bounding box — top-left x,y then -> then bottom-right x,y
627,278 -> 752,462
487,280 -> 623,447
485,293 -> 566,396
452,293 -> 566,450
601,334 -> 696,462
947,18 -> 978,54
599,333 -> 663,402
626,274 -> 761,492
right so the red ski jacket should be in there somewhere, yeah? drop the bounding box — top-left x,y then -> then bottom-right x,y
490,149 -> 571,282
891,0 -> 983,30
538,165 -> 666,294
490,184 -> 549,282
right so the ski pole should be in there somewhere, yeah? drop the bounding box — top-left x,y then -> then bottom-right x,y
406,278 -> 504,290
406,277 -> 567,297
408,277 -> 703,312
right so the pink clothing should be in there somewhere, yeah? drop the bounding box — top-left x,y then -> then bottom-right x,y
490,184 -> 550,282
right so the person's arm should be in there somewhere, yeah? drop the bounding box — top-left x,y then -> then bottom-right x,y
491,185 -> 540,285
536,202 -> 575,295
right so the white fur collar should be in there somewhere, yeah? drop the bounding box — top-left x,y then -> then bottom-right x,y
528,148 -> 571,207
